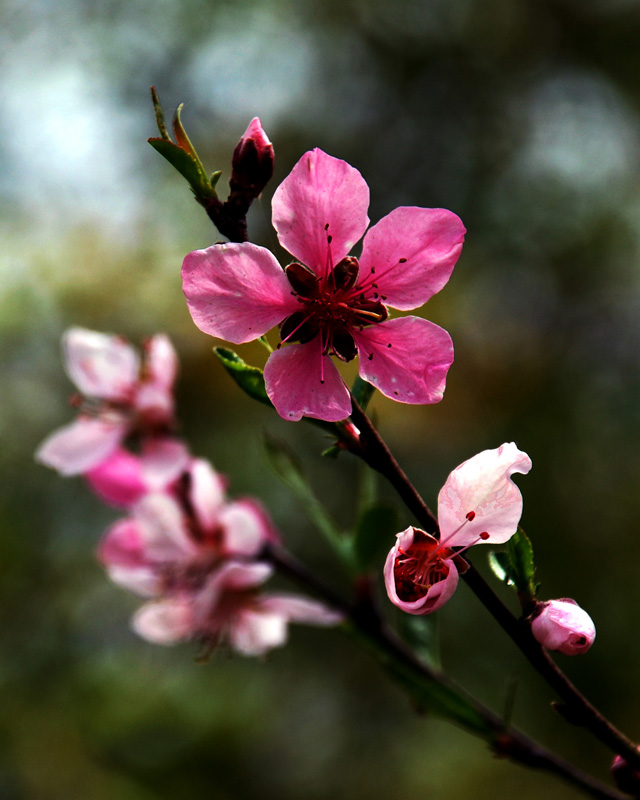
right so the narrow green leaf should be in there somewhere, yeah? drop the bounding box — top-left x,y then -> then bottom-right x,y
172,103 -> 200,161
351,375 -> 375,411
488,528 -> 538,603
213,347 -> 272,407
210,169 -> 223,189
150,86 -> 170,141
148,138 -> 215,201
353,504 -> 397,571
263,434 -> 353,566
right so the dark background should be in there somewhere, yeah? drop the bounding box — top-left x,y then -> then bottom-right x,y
2,0 -> 640,797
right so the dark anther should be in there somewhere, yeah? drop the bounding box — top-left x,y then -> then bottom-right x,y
279,311 -> 319,344
332,327 -> 357,362
399,257 -> 407,263
332,257 -> 359,290
285,262 -> 318,298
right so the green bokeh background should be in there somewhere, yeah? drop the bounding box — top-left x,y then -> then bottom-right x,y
2,1 -> 640,797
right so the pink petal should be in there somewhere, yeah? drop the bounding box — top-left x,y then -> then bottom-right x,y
98,517 -> 147,568
214,561 -> 274,592
219,500 -> 278,557
144,334 -> 178,390
139,438 -> 190,492
355,317 -> 454,405
531,599 -> 596,656
86,449 -> 148,507
134,382 -> 174,425
106,565 -> 160,597
437,443 -> 532,547
383,528 -> 459,615
359,208 -> 465,310
264,341 -> 351,422
271,148 -> 370,274
35,416 -> 126,476
182,243 -> 299,344
133,494 -> 198,562
259,595 -> 344,626
63,327 -> 139,401
132,598 -> 195,644
228,608 -> 288,655
188,458 -> 226,532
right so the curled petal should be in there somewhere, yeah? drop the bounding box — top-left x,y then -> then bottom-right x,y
264,341 -> 351,422
272,148 -> 370,273
132,598 -> 194,644
355,317 -> 454,405
384,527 -> 459,615
182,243 -> 299,344
35,416 -> 126,476
359,207 -> 465,311
438,443 -> 532,547
63,327 -> 139,401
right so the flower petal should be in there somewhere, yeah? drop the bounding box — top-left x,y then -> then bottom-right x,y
229,608 -> 288,656
63,327 -> 139,401
133,493 -> 198,562
531,599 -> 596,655
86,449 -> 148,507
182,243 -> 299,344
264,341 -> 351,422
188,458 -> 227,532
132,598 -> 194,644
35,416 -> 126,476
383,527 -> 459,615
359,208 -> 465,310
219,499 -> 279,557
272,148 -> 370,274
437,443 -> 532,547
355,317 -> 454,405
144,334 -> 178,390
98,517 -> 147,568
259,595 -> 344,626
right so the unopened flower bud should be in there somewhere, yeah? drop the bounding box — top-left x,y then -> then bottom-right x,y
530,598 -> 595,655
230,117 -> 274,198
611,751 -> 640,795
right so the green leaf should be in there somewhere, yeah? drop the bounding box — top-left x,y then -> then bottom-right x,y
213,347 -> 272,407
150,86 -> 170,141
148,138 -> 215,202
351,375 -> 375,411
263,434 -> 354,567
353,504 -> 397,571
172,103 -> 200,162
488,527 -> 538,603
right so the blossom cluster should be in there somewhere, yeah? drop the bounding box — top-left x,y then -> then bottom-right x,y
36,328 -> 341,655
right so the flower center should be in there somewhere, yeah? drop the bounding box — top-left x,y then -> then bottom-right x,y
394,529 -> 454,602
280,256 -> 388,361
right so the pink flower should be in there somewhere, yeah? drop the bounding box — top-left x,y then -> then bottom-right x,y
182,148 -> 465,422
98,458 -> 278,597
36,328 -> 179,475
132,561 -> 343,655
230,117 -> 274,198
385,443 -> 532,615
530,599 -> 595,655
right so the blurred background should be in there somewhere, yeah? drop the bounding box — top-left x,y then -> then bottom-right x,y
2,0 -> 640,797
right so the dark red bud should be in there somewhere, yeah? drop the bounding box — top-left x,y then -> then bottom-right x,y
230,117 -> 274,198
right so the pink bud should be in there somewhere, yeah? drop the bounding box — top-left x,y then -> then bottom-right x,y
230,117 -> 274,197
530,599 -> 595,655
611,751 -> 640,795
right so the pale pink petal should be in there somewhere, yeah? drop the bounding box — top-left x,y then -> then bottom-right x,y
105,565 -> 160,597
271,148 -> 370,273
383,528 -> 459,615
188,459 -> 226,532
35,416 -> 126,476
132,598 -> 194,644
229,608 -> 288,656
219,500 -> 278,557
133,493 -> 198,561
437,443 -> 532,547
214,561 -> 274,592
63,327 -> 139,401
134,382 -> 174,425
359,208 -> 465,310
531,599 -> 596,655
354,317 -> 453,405
264,341 -> 351,422
98,517 -> 147,568
86,449 -> 148,507
260,595 -> 344,626
145,334 -> 178,390
139,438 -> 190,492
182,243 -> 299,344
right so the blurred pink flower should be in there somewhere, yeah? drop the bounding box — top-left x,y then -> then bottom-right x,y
385,443 -> 532,615
182,148 -> 465,422
98,458 -> 277,597
531,599 -> 595,655
36,328 -> 178,475
132,560 -> 343,655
